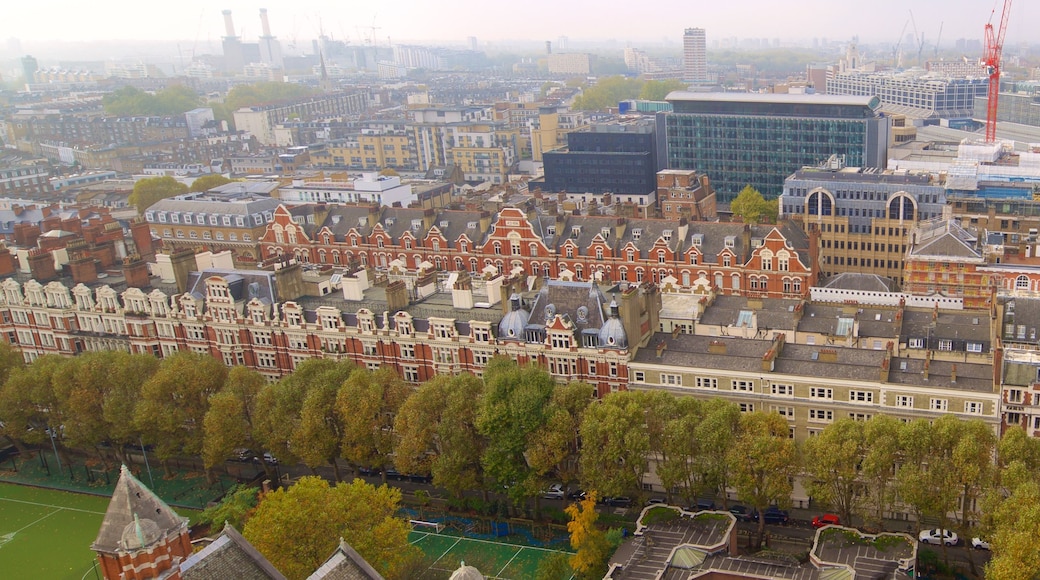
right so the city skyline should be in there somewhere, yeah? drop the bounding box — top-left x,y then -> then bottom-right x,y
3,0 -> 1035,54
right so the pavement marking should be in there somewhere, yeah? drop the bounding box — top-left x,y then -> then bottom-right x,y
0,508 -> 61,548
493,546 -> 524,578
0,496 -> 106,515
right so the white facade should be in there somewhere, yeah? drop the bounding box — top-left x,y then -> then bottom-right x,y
683,28 -> 707,83
278,173 -> 415,206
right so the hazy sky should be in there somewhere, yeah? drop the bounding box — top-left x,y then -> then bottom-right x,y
3,0 -> 1035,49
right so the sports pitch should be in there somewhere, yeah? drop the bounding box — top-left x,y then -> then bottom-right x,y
409,529 -> 575,579
0,483 -> 112,580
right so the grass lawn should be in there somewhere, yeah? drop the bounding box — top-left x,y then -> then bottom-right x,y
409,530 -> 573,579
0,483 -> 195,580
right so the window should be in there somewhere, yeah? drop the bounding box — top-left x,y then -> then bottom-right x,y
966,342 -> 983,353
908,337 -> 924,349
810,387 -> 833,400
733,380 -> 754,391
695,377 -> 717,389
895,395 -> 914,408
964,401 -> 983,415
848,412 -> 872,421
809,409 -> 834,422
256,353 -> 277,368
661,373 -> 682,386
633,371 -> 645,382
938,339 -> 953,351
849,390 -> 874,403
739,403 -> 754,413
771,405 -> 794,419
771,383 -> 793,396
403,366 -> 420,382
930,398 -> 948,412
1008,389 -> 1023,403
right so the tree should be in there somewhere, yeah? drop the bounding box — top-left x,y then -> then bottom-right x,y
477,358 -> 554,506
727,411 -> 798,550
571,76 -> 644,111
102,85 -> 201,116
565,491 -> 611,579
0,355 -> 70,462
656,397 -> 705,504
188,174 -> 232,192
337,367 -> 410,482
197,484 -> 258,530
803,418 -> 866,526
243,476 -> 419,580
693,399 -> 741,507
860,415 -> 903,531
289,360 -> 355,481
394,373 -> 486,499
639,79 -> 687,101
730,185 -> 778,224
578,391 -> 650,503
134,352 -> 227,477
527,380 -> 595,490
202,366 -> 266,475
128,176 -> 187,213
986,480 -> 1040,580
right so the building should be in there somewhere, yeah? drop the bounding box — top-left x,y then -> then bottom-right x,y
539,119 -> 659,213
660,93 -> 890,201
0,164 -> 51,197
975,91 -> 1040,129
781,157 -> 946,283
276,173 -> 414,206
682,28 -> 707,83
409,107 -> 519,184
233,92 -> 370,146
826,70 -> 987,123
656,169 -> 716,221
547,53 -> 591,76
902,219 -> 994,310
144,190 -> 283,266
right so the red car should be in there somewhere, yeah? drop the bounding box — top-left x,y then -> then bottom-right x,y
812,514 -> 841,528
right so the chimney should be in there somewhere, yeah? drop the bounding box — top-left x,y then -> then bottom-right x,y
169,248 -> 197,294
993,347 -> 1003,391
69,256 -> 98,285
123,256 -> 151,289
950,364 -> 957,384
273,262 -> 305,301
259,8 -> 272,37
708,340 -> 727,355
27,249 -> 56,282
656,341 -> 667,357
0,245 -> 16,277
89,241 -> 118,269
385,280 -> 409,312
222,10 -> 236,37
923,358 -> 930,381
818,348 -> 838,363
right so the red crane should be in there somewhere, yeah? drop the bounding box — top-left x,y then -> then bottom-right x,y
982,0 -> 1013,143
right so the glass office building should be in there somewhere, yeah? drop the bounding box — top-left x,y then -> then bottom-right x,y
659,93 -> 889,201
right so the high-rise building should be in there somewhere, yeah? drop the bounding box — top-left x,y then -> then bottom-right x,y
659,92 -> 890,201
20,55 -> 37,83
682,28 -> 707,83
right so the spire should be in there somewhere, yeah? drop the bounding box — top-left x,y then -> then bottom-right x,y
92,464 -> 188,554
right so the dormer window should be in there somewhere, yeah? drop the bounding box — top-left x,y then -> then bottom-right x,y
725,236 -> 735,248
691,233 -> 703,246
632,229 -> 642,240
411,219 -> 422,231
600,227 -> 610,239
662,229 -> 673,242
571,226 -> 582,238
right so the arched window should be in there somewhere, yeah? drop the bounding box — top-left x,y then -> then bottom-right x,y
888,195 -> 916,221
807,191 -> 833,216
731,273 -> 740,290
682,271 -> 691,286
1016,275 -> 1030,290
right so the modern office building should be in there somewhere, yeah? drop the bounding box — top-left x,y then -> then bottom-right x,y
826,70 -> 987,124
682,28 -> 707,83
540,119 -> 659,202
780,157 -> 946,283
975,91 -> 1040,129
660,92 -> 890,201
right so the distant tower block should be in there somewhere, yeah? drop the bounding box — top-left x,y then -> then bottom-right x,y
545,41 -> 552,54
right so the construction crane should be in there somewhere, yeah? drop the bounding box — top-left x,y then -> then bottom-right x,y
933,22 -> 943,60
892,18 -> 910,68
982,0 -> 1013,143
909,10 -> 926,67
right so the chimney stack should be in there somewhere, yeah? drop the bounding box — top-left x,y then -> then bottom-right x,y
259,8 -> 272,37
222,10 -> 236,38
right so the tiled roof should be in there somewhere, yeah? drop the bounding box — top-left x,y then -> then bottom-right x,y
180,524 -> 287,580
92,465 -> 188,554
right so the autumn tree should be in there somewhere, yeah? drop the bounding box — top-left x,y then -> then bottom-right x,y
128,176 -> 188,213
289,360 -> 355,481
188,174 -> 233,192
571,76 -> 645,111
986,427 -> 1040,580
197,484 -> 258,530
565,491 -> 611,579
727,411 -> 798,549
861,414 -> 902,531
102,85 -> 201,116
0,355 -> 70,462
394,373 -> 486,499
638,79 -> 687,101
336,367 -> 410,482
203,366 -> 267,475
693,399 -> 741,507
134,352 -> 227,477
729,185 -> 778,224
243,476 -> 420,580
803,418 -> 866,526
477,357 -> 554,505
656,397 -> 705,504
527,380 -> 595,491
579,391 -> 650,503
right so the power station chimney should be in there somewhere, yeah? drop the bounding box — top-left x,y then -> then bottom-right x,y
222,10 -> 236,38
259,8 -> 272,37
546,41 -> 552,54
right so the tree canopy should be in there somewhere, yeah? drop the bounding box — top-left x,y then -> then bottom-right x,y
102,85 -> 202,116
128,176 -> 188,213
730,185 -> 778,224
188,174 -> 233,192
571,76 -> 645,111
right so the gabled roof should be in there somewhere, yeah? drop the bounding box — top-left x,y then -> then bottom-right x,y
92,465 -> 188,554
908,220 -> 982,261
306,538 -> 385,580
180,524 -> 287,580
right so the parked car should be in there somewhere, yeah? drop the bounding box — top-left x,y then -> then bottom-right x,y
603,496 -> 632,508
753,507 -> 790,524
568,489 -> 587,501
812,514 -> 841,528
691,498 -> 716,511
728,505 -> 753,521
918,529 -> 959,546
232,448 -> 253,462
971,537 -> 990,550
542,483 -> 565,500
259,452 -> 278,465
646,497 -> 667,506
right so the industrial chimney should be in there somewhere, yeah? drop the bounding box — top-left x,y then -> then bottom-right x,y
259,8 -> 272,37
222,10 -> 236,38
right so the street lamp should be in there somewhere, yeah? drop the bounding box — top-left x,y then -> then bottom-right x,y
48,426 -> 62,475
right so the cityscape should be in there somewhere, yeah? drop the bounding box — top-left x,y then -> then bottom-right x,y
1,1 -> 1039,579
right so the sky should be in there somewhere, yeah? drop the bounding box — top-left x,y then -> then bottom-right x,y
2,0 -> 1035,53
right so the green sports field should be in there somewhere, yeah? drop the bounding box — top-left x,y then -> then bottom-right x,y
0,483 -> 112,579
409,530 -> 574,579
